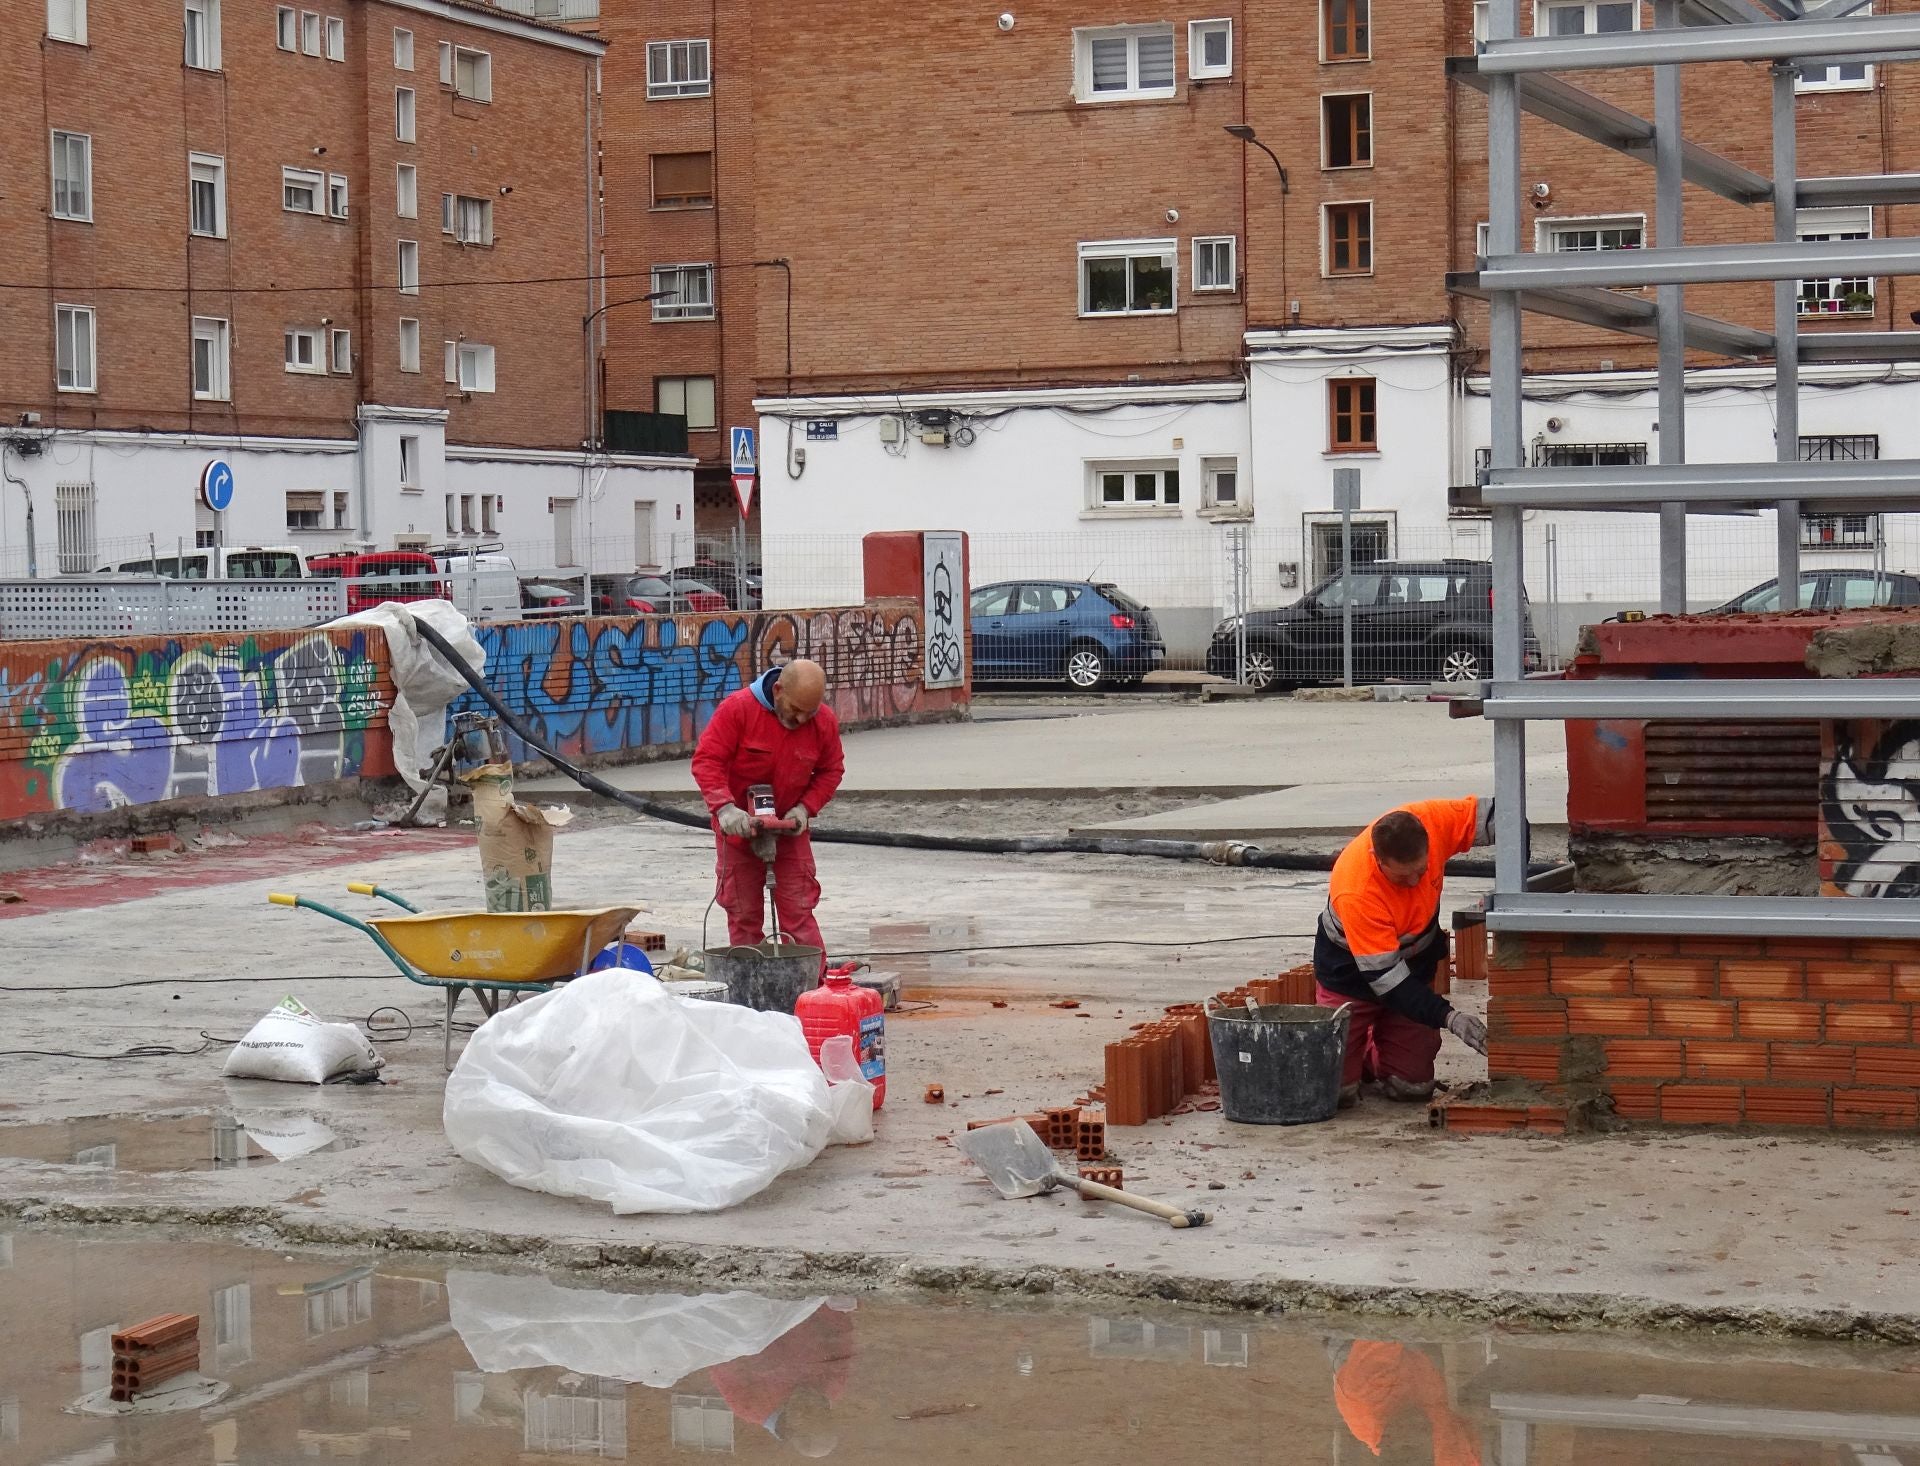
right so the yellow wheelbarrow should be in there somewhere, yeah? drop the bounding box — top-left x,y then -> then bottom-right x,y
268,882 -> 647,1069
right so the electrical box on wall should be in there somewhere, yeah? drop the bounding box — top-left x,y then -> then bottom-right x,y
879,416 -> 903,444
1278,561 -> 1299,589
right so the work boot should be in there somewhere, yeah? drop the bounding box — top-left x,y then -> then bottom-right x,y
1337,1083 -> 1361,1110
1382,1074 -> 1436,1103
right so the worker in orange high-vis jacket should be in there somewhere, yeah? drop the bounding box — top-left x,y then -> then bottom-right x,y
1316,797 -> 1491,1107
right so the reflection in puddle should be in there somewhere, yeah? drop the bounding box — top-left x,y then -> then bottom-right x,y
0,1111 -> 350,1174
4,1232 -> 1920,1463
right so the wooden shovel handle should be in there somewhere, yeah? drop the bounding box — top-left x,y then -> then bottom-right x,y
1065,1176 -> 1212,1229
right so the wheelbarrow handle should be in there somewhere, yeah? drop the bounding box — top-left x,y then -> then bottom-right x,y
346,880 -> 421,913
266,892 -> 419,982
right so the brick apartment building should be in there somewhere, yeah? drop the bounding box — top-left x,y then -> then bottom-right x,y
0,0 -> 692,582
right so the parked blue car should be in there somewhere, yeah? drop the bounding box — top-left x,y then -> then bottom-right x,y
969,580 -> 1167,691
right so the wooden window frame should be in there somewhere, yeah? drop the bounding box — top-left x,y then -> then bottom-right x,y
1322,93 -> 1372,170
1323,201 -> 1374,277
1328,377 -> 1378,454
1321,0 -> 1370,62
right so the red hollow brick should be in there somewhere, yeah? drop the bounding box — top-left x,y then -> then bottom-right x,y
1673,936 -> 1767,959
1850,941 -> 1920,963
1602,1038 -> 1685,1079
1834,1089 -> 1920,1130
1766,1044 -> 1856,1084
1660,1084 -> 1743,1126
1488,964 -> 1552,998
1488,1040 -> 1562,1084
1684,1041 -> 1770,1081
1718,960 -> 1806,1000
1605,1081 -> 1661,1120
1805,961 -> 1894,1002
1548,957 -> 1634,997
1854,1048 -> 1920,1088
1764,938 -> 1857,961
1488,996 -> 1569,1038
111,1315 -> 198,1353
1566,997 -> 1651,1037
1742,1086 -> 1832,1128
1630,959 -> 1717,998
1891,966 -> 1920,1004
1736,1001 -> 1824,1041
1825,1004 -> 1914,1045
1649,998 -> 1737,1038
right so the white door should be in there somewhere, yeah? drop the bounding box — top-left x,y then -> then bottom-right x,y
553,499 -> 576,567
633,501 -> 657,569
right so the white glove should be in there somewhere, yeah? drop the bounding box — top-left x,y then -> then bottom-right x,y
784,804 -> 811,835
1445,1009 -> 1488,1055
716,804 -> 753,839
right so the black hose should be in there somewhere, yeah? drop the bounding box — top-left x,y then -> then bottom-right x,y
410,617 -> 1535,879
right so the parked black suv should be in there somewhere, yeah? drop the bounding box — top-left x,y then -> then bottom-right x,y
1206,558 -> 1541,691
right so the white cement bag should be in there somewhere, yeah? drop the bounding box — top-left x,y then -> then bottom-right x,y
222,997 -> 381,1084
443,971 -> 833,1215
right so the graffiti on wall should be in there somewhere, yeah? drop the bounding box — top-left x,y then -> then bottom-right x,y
464,606 -> 928,762
1822,720 -> 1920,897
0,631 -> 385,819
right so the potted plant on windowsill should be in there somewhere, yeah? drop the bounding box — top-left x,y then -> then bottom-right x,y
1841,289 -> 1876,314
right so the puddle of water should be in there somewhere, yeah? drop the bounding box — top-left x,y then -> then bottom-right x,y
0,1112 -> 350,1174
3,1231 -> 1919,1463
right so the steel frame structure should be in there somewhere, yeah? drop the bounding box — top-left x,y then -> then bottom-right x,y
1456,0 -> 1920,938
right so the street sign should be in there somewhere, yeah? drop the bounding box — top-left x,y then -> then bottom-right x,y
1332,467 -> 1361,515
200,459 -> 235,513
730,426 -> 757,474
806,420 -> 838,441
732,473 -> 756,520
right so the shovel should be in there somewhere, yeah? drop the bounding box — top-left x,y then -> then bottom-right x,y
956,1121 -> 1212,1230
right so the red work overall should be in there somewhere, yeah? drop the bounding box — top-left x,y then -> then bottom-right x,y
691,671 -> 846,964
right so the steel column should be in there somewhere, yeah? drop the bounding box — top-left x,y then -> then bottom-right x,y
1655,0 -> 1688,614
1772,64 -> 1804,607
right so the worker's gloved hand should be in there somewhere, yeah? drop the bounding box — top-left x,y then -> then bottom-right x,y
716,804 -> 754,839
783,804 -> 811,835
1445,1009 -> 1489,1055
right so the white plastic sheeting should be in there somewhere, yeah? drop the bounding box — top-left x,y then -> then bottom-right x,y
443,972 -> 834,1214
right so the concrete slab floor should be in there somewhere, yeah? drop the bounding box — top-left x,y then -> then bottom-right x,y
2,817 -> 1918,1340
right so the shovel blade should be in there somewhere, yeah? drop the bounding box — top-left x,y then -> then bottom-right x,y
955,1120 -> 1061,1200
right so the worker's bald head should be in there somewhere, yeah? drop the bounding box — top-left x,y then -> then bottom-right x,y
773,659 -> 826,729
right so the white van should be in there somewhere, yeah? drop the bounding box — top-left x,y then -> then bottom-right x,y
100,546 -> 308,580
430,545 -> 522,619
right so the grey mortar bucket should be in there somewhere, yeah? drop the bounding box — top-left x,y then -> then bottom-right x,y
1206,999 -> 1352,1125
701,938 -> 822,1013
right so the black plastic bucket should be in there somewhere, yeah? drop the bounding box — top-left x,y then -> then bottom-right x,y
701,940 -> 822,1013
1206,1001 -> 1351,1126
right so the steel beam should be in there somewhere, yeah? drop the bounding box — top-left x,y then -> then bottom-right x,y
1483,676 -> 1920,718
1655,2 -> 1688,617
1773,63 -> 1803,608
1798,173 -> 1920,207
1447,274 -> 1774,356
1477,13 -> 1920,72
1487,894 -> 1920,939
1486,458 -> 1920,510
1478,235 -> 1920,290
1798,330 -> 1920,361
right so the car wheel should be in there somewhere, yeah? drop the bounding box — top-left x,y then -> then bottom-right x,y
1240,645 -> 1280,691
1439,643 -> 1487,682
1064,641 -> 1108,692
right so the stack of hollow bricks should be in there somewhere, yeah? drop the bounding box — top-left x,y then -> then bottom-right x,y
1491,933 -> 1920,1129
967,1108 -> 1107,1161
110,1314 -> 199,1402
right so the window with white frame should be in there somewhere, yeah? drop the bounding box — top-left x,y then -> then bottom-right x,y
457,343 -> 496,393
285,327 -> 324,374
453,47 -> 491,101
398,317 -> 421,373
651,264 -> 714,320
460,494 -> 476,533
438,40 -> 451,82
1192,236 -> 1236,292
185,0 -> 221,69
48,0 -> 86,43
1798,207 -> 1874,314
55,304 -> 95,392
481,493 -> 496,533
657,375 -> 716,430
444,493 -> 456,534
1539,214 -> 1644,253
1189,18 -> 1232,79
56,483 -> 97,574
444,339 -> 458,383
1538,0 -> 1637,34
393,26 -> 412,68
333,490 -> 351,530
276,6 -> 295,48
1080,239 -> 1176,316
1800,1 -> 1871,90
397,240 -> 420,293
327,173 -> 348,219
329,327 -> 352,373
1089,460 -> 1181,510
324,14 -> 344,61
647,39 -> 711,98
301,10 -> 320,54
1074,25 -> 1176,102
191,316 -> 230,400
395,162 -> 417,218
283,166 -> 323,214
1202,456 -> 1241,509
189,153 -> 226,237
395,87 -> 416,142
51,131 -> 92,222
286,490 -> 326,530
452,195 -> 493,245
1474,0 -> 1489,46
399,434 -> 420,487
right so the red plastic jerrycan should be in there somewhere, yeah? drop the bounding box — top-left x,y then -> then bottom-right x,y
796,975 -> 886,1109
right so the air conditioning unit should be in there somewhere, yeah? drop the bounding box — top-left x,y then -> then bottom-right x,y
878,416 -> 904,444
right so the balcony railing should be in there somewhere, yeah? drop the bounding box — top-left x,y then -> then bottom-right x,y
490,0 -> 599,21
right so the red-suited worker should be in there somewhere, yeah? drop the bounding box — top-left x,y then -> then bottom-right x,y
709,1300 -> 855,1459
1330,1339 -> 1482,1466
1315,797 -> 1491,1106
692,658 -> 845,963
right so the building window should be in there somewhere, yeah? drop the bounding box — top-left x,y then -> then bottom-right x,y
1801,0 -> 1872,89
399,317 -> 421,373
657,375 -> 716,430
1800,432 -> 1879,461
1474,0 -> 1490,46
460,494 -> 478,533
191,316 -> 230,400
451,195 -> 493,245
399,434 -> 420,488
327,173 -> 349,219
647,39 -> 711,98
55,304 -> 95,393
51,131 -> 92,222
1328,377 -> 1377,452
329,327 -> 352,373
1323,94 -> 1372,169
1192,236 -> 1236,292
652,151 -> 714,208
457,343 -> 497,393
451,47 -> 492,101
286,490 -> 326,531
276,6 -> 295,49
395,87 -> 416,142
444,339 -> 458,383
444,493 -> 456,534
189,153 -> 226,237
1079,239 -> 1176,316
283,166 -> 324,214
56,483 -> 97,574
301,10 -> 320,54
481,494 -> 497,533
651,264 -> 715,320
322,13 -> 342,59
1089,460 -> 1181,510
397,240 -> 420,294
1202,456 -> 1240,508
1539,0 -> 1637,34
1541,214 -> 1644,252
1074,25 -> 1176,102
1323,0 -> 1369,60
48,0 -> 86,44
1802,512 -> 1881,550
333,490 -> 351,530
1532,441 -> 1647,466
1189,18 -> 1232,78
284,327 -> 325,374
393,26 -> 412,68
185,0 -> 221,69
1324,202 -> 1373,276
395,162 -> 417,218
1798,207 -> 1874,315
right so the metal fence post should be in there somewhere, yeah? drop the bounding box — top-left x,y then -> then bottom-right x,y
1333,467 -> 1360,689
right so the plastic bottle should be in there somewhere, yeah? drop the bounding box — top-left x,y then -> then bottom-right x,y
796,975 -> 886,1109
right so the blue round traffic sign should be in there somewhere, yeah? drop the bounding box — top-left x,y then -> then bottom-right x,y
200,459 -> 235,512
